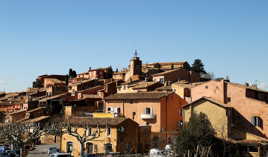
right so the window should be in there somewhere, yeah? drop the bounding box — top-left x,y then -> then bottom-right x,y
145,108 -> 151,115
132,112 -> 136,120
248,146 -> 258,152
107,128 -> 111,136
86,128 -> 91,136
98,102 -> 104,112
178,120 -> 183,127
251,116 -> 263,128
227,97 -> 231,102
86,143 -> 93,154
107,107 -> 111,112
104,143 -> 112,153
160,78 -> 164,84
114,107 -> 120,114
179,109 -> 182,117
184,88 -> 191,97
66,141 -> 73,153
94,144 -> 98,153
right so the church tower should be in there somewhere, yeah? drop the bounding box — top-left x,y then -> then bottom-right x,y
129,50 -> 142,76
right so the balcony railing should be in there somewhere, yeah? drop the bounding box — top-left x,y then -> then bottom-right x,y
141,113 -> 156,120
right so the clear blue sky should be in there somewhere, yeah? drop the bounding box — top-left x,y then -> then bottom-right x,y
0,0 -> 267,92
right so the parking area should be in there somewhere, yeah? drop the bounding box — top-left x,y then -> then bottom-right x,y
27,144 -> 59,157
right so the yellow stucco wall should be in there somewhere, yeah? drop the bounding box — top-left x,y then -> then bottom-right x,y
183,101 -> 228,139
92,113 -> 114,118
171,83 -> 185,98
64,106 -> 72,117
61,127 -> 118,157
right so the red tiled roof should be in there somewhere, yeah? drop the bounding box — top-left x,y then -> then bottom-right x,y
182,97 -> 229,109
152,69 -> 183,77
24,116 -> 50,123
105,92 -> 172,100
143,61 -> 187,66
67,117 -> 138,127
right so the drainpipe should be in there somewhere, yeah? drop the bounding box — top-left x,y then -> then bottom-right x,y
165,96 -> 168,145
123,100 -> 125,117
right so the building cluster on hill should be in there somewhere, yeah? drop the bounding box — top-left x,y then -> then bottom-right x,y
0,53 -> 268,157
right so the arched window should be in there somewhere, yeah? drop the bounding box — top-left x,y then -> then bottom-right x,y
66,141 -> 73,153
86,142 -> 93,154
251,116 -> 263,128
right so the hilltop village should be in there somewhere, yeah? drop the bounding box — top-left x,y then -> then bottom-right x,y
0,54 -> 268,157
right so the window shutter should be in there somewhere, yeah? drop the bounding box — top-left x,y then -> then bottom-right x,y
94,144 -> 98,153
259,118 -> 263,128
251,117 -> 255,125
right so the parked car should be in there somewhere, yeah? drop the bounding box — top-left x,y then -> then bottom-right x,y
49,153 -> 71,157
149,148 -> 165,157
0,152 -> 9,157
8,150 -> 20,157
0,146 -> 9,153
5,150 -> 19,157
48,147 -> 59,155
164,144 -> 174,157
83,154 -> 97,157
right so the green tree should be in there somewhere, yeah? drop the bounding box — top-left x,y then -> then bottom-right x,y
183,62 -> 191,71
176,112 -> 215,156
191,59 -> 206,73
154,63 -> 161,69
68,68 -> 77,78
105,66 -> 113,78
32,79 -> 43,88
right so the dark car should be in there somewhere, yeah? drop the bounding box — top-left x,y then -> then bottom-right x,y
48,147 -> 59,155
0,152 -> 9,157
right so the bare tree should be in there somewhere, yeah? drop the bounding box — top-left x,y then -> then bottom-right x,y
0,112 -> 5,123
0,122 -> 46,156
47,119 -> 101,157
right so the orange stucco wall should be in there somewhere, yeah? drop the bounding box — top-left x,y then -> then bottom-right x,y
105,93 -> 187,137
105,99 -> 161,132
191,80 -> 225,103
190,80 -> 268,137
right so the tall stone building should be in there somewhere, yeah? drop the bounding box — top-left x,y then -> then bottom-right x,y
124,51 -> 143,82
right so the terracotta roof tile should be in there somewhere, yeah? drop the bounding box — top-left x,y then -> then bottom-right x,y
67,117 -> 137,127
105,92 -> 172,100
143,61 -> 187,66
132,81 -> 160,89
24,116 -> 50,123
39,92 -> 68,102
152,68 -> 183,77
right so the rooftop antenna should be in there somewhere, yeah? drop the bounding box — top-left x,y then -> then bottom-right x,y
134,49 -> 138,57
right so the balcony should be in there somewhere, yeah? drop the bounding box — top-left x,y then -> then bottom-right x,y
141,113 -> 156,120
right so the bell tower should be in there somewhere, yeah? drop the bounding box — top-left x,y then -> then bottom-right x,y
129,50 -> 142,76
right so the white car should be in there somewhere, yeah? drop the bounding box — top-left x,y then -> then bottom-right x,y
149,148 -> 165,157
49,153 -> 71,157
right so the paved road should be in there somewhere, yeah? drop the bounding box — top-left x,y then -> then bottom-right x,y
27,144 -> 58,157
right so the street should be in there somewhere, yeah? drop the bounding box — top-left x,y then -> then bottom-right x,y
26,144 -> 58,157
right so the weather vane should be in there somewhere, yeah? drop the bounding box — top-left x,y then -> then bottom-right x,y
134,49 -> 138,57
